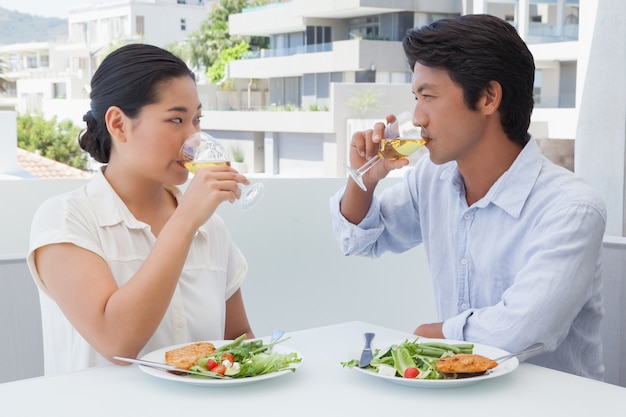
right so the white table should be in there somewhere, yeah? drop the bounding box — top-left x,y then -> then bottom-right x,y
1,321 -> 624,416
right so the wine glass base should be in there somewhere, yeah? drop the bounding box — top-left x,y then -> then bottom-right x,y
344,164 -> 368,192
239,182 -> 265,212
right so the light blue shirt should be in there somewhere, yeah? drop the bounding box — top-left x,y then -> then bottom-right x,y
330,138 -> 607,380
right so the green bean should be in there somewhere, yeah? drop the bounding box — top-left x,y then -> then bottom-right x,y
455,344 -> 474,353
419,342 -> 462,353
416,346 -> 449,357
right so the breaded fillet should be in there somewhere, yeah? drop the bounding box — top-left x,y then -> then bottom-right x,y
435,353 -> 498,374
165,342 -> 216,370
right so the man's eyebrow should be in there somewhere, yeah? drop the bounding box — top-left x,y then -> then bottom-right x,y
415,83 -> 435,94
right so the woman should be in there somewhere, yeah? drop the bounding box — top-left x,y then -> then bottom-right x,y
27,44 -> 255,375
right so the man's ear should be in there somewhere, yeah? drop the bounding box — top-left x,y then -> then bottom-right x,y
481,80 -> 502,116
104,106 -> 128,143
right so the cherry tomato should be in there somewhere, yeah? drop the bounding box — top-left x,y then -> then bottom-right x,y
221,353 -> 235,363
403,367 -> 420,379
212,364 -> 227,375
205,358 -> 218,371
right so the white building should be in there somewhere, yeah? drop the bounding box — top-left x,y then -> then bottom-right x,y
197,0 -> 584,178
0,0 -> 212,115
1,1 -> 624,234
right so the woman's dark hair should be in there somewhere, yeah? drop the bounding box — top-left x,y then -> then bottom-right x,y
79,43 -> 195,163
403,14 -> 535,146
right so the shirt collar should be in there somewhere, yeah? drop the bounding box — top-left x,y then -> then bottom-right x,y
86,167 -> 184,229
443,137 -> 543,218
487,137 -> 542,218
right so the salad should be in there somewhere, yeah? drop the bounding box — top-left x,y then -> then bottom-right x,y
341,338 -> 474,380
189,334 -> 302,378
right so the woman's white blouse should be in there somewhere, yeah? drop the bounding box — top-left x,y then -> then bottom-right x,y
27,169 -> 247,376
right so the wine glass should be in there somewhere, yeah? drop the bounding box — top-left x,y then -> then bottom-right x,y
345,111 -> 427,191
180,131 -> 264,211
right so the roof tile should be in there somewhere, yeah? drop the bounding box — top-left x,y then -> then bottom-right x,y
16,148 -> 94,179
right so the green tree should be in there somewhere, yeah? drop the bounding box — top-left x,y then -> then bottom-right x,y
207,41 -> 250,84
167,0 -> 269,72
17,113 -> 89,170
347,88 -> 382,117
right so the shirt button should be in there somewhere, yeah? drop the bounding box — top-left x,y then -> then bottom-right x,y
464,213 -> 472,220
461,258 -> 468,265
176,320 -> 185,328
461,303 -> 468,310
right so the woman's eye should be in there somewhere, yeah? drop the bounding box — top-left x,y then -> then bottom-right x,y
171,117 -> 183,124
193,115 -> 204,124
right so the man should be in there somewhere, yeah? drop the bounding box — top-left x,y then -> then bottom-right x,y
330,14 -> 606,380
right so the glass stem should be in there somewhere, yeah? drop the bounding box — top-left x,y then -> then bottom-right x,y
356,155 -> 381,176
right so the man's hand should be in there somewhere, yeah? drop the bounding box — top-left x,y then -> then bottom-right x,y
414,322 -> 445,338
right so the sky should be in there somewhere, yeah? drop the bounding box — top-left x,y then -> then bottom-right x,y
0,0 -> 96,18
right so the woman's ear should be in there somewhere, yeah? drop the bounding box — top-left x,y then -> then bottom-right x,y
104,106 -> 128,143
481,80 -> 502,116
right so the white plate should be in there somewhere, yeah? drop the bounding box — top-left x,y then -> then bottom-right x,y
139,339 -> 303,386
351,338 -> 518,388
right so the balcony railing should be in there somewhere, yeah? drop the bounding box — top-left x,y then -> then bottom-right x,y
242,42 -> 333,60
534,93 -> 576,109
525,23 -> 579,44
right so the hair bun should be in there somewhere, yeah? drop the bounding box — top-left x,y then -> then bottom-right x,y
83,110 -> 98,132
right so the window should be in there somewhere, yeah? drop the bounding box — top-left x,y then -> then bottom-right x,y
305,26 -> 331,51
355,70 -> 376,83
181,19 -> 187,31
26,55 -> 38,68
53,83 -> 66,99
136,16 -> 144,36
349,16 -> 380,39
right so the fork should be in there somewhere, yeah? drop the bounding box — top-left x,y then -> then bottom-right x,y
113,356 -> 230,379
268,328 -> 285,351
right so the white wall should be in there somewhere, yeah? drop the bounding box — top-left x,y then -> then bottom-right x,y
575,0 -> 626,236
0,176 -> 434,329
0,178 -> 90,256
215,177 -> 434,337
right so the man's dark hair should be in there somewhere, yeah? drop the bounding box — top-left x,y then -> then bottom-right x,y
403,14 -> 535,146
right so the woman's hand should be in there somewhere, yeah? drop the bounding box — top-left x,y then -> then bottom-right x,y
176,165 -> 249,228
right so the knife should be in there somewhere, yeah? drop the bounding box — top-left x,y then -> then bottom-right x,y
113,356 -> 230,379
359,332 -> 375,367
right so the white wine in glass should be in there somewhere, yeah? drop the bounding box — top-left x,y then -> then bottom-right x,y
346,111 -> 427,191
184,160 -> 231,172
180,131 -> 264,211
